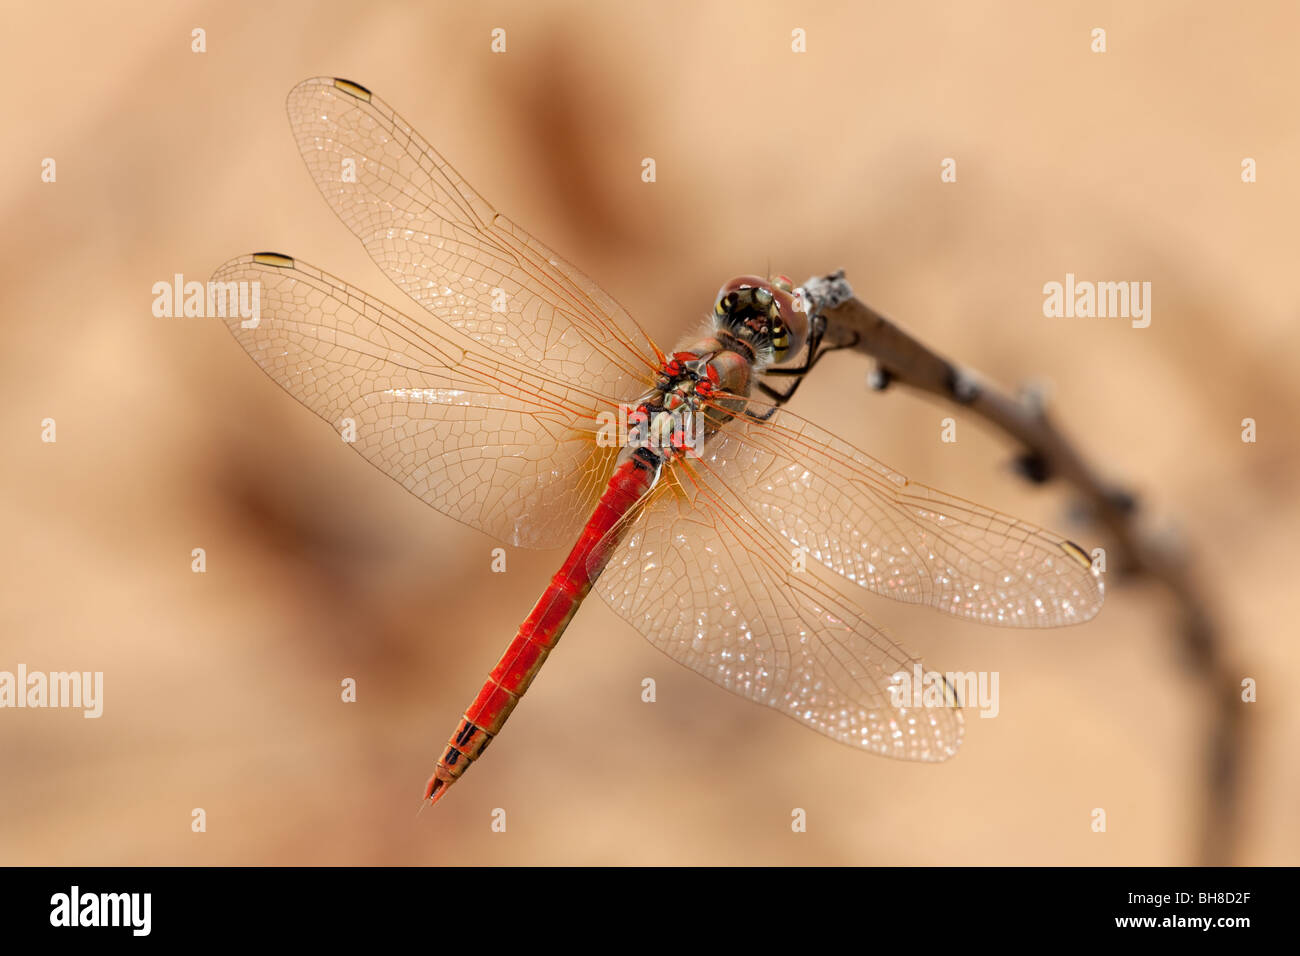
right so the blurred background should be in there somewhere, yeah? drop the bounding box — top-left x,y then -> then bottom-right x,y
1,0 -> 1296,865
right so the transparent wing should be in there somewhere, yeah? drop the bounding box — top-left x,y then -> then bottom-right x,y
594,470 -> 964,760
211,253 -> 619,550
285,76 -> 662,394
693,398 -> 1104,627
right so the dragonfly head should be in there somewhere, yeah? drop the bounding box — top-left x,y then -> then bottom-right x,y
712,275 -> 808,367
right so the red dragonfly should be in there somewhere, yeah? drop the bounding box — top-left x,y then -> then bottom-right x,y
213,77 -> 1104,807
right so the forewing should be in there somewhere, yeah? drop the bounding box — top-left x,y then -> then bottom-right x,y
285,76 -> 661,394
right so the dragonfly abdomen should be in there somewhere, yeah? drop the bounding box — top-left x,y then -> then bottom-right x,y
424,448 -> 661,806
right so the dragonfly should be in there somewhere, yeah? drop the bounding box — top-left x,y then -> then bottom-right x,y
213,77 -> 1104,808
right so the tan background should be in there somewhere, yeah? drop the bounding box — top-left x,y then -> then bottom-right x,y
1,0 -> 1296,864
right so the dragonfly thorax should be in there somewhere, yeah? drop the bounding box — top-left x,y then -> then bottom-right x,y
620,348 -> 751,463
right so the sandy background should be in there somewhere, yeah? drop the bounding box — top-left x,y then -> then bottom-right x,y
1,0 -> 1296,864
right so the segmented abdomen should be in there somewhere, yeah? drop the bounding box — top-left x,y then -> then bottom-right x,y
424,449 -> 661,805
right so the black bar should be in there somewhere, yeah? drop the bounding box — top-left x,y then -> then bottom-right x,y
0,866 -> 1282,943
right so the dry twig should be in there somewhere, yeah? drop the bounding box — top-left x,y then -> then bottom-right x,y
798,270 -> 1242,865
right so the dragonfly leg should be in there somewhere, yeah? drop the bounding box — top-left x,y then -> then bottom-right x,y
754,314 -> 860,409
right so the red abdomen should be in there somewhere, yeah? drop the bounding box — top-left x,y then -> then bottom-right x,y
423,450 -> 660,805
